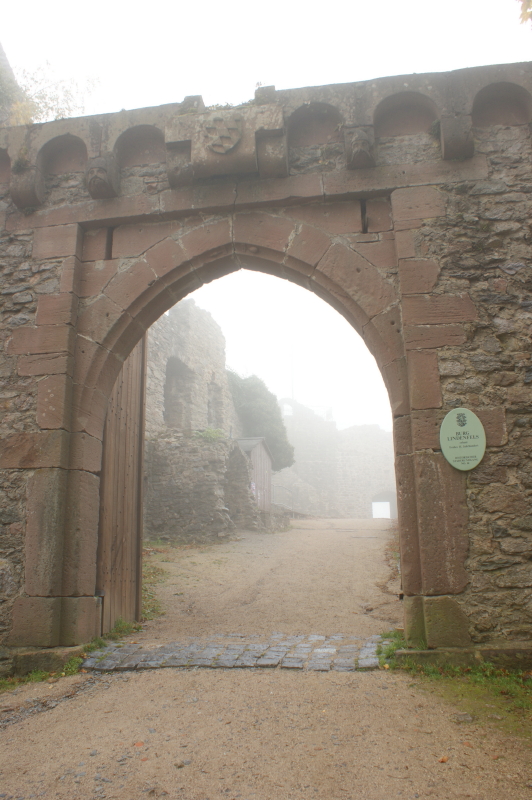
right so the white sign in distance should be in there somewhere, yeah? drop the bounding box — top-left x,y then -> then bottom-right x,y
439,407 -> 486,471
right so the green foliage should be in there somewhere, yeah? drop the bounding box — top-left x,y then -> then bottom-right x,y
63,656 -> 83,676
227,371 -> 294,471
142,561 -> 166,620
194,427 -> 225,441
103,617 -> 142,641
84,636 -> 106,653
405,660 -> 532,735
377,629 -> 408,667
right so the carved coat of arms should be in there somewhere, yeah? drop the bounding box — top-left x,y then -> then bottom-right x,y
204,114 -> 243,154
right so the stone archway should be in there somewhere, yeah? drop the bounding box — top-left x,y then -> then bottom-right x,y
1,62 -> 531,656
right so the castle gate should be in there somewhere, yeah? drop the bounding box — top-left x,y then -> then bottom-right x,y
1,62 -> 531,653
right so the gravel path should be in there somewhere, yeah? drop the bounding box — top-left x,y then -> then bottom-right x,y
1,519 -> 531,799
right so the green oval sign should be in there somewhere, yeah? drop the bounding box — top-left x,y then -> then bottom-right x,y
440,408 -> 486,471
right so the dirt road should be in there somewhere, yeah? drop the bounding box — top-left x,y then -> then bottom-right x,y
1,519 -> 531,800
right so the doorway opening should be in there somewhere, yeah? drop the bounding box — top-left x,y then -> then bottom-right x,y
97,268 -> 399,642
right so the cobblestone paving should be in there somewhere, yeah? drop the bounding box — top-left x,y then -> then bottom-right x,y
82,633 -> 387,673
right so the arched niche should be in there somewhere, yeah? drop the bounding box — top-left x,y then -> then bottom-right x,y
288,102 -> 343,146
374,91 -> 438,137
0,149 -> 11,183
38,134 -> 88,175
115,125 -> 166,168
472,82 -> 532,127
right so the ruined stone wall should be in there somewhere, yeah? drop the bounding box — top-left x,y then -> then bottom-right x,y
144,432 -> 257,544
145,299 -> 241,438
274,401 -> 395,518
143,298 -> 256,541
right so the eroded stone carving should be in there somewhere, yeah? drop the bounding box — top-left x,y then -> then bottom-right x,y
204,114 -> 243,154
166,105 -> 286,183
85,154 -> 119,199
344,126 -> 375,169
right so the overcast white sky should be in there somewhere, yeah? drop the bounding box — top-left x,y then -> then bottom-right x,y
2,1 -> 531,430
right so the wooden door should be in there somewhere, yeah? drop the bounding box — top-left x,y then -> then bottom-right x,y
96,337 -> 147,633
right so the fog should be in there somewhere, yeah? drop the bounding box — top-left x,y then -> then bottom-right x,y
189,270 -> 392,431
3,0 -> 530,429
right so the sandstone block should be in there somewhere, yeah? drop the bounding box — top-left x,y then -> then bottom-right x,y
33,224 -> 82,260
7,597 -> 62,647
403,294 -> 478,325
366,198 -> 392,232
104,259 -> 157,312
77,294 -> 123,346
393,414 -> 412,456
395,229 -> 416,259
79,259 -> 118,298
396,454 -> 422,595
382,357 -> 410,417
351,238 -> 397,269
399,259 -> 440,294
82,228 -> 109,262
405,324 -> 467,350
315,243 -> 396,320
403,595 -> 426,646
60,597 -> 102,646
363,306 -> 405,366
112,221 -> 179,258
7,325 -> 75,356
17,353 -> 74,377
25,468 -> 68,596
285,201 -> 362,234
36,374 -> 73,430
411,409 -> 441,450
71,385 -> 109,440
62,471 -> 100,596
424,596 -> 472,648
415,453 -> 469,595
59,256 -> 82,296
144,237 -> 190,280
286,224 -> 331,268
0,430 -> 69,469
407,350 -> 442,409
69,432 -> 102,473
391,187 -> 446,221
36,293 -> 78,327
180,218 -> 232,262
233,212 -> 294,253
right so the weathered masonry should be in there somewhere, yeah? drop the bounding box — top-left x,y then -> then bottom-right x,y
0,62 -> 531,653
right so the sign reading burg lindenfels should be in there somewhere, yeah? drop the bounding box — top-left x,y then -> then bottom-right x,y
440,408 -> 486,471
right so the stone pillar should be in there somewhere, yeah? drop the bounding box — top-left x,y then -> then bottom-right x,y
3,224 -> 102,646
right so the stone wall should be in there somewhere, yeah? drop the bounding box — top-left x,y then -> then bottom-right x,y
274,401 -> 396,518
1,63 -> 532,649
143,300 -> 258,542
144,432 -> 258,544
145,300 -> 241,438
